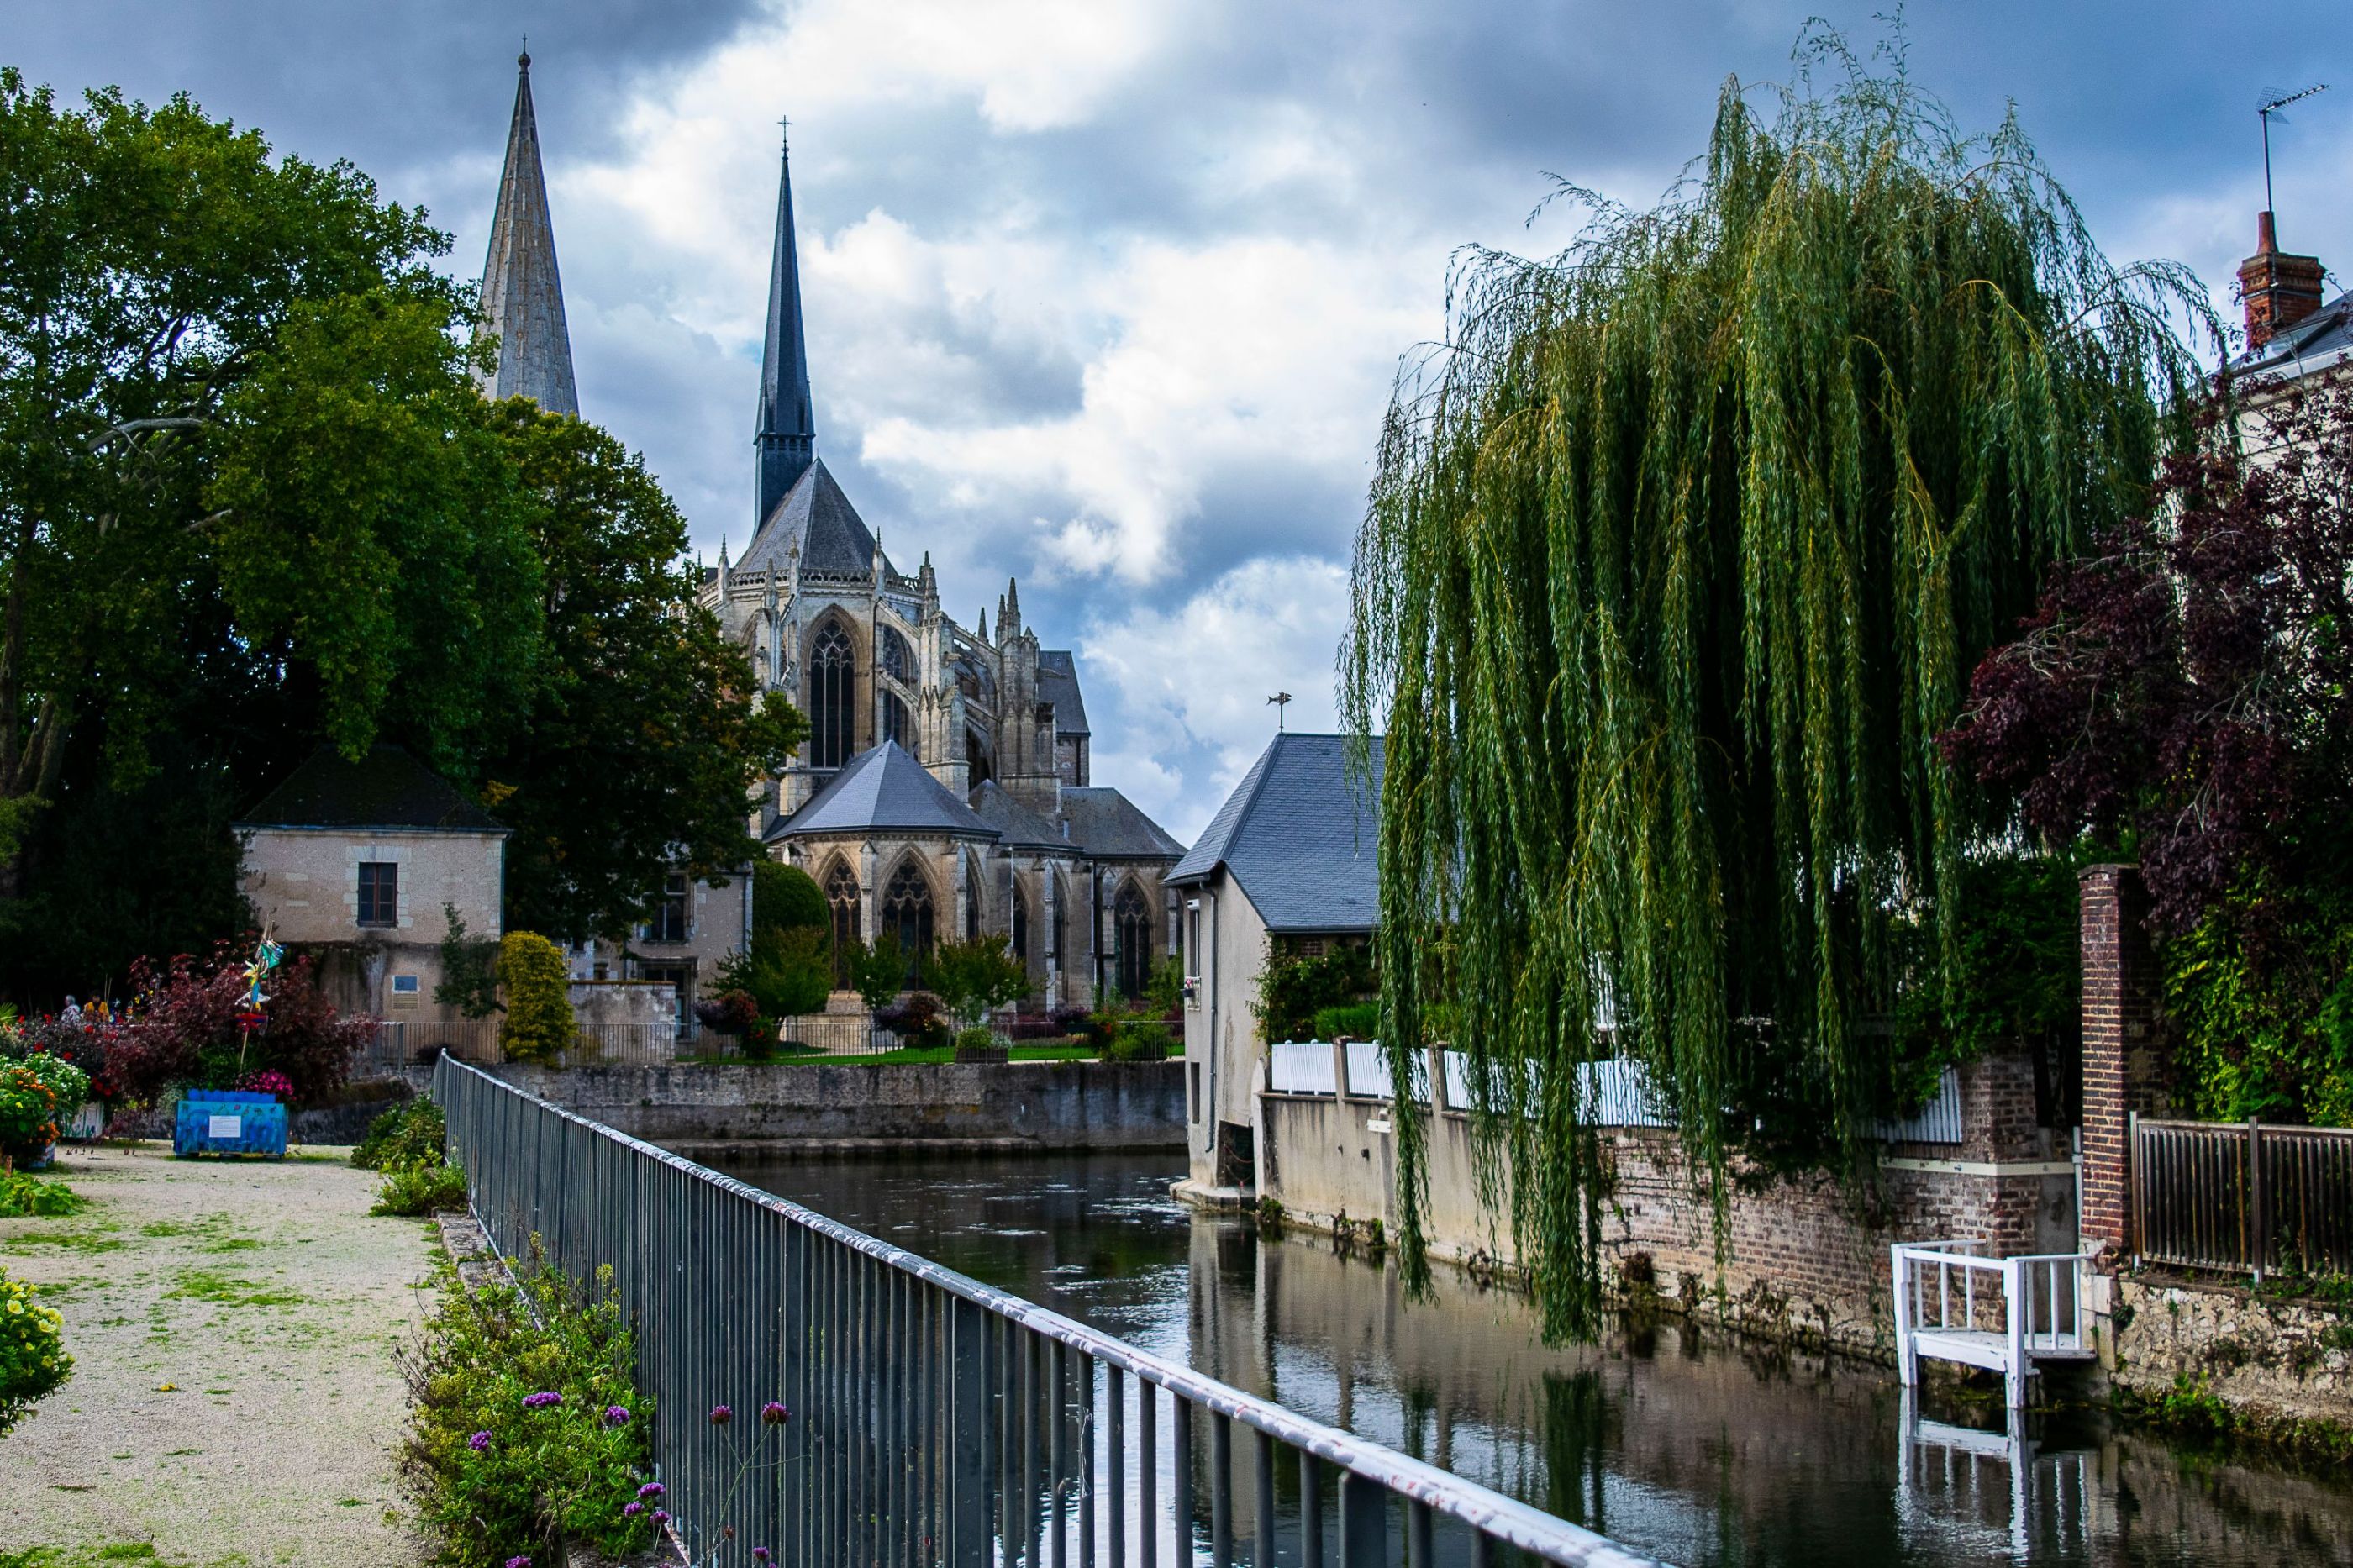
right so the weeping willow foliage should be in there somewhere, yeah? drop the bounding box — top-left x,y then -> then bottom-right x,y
1340,45 -> 2211,1339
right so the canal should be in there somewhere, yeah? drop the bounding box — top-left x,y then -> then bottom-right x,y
719,1149 -> 2353,1568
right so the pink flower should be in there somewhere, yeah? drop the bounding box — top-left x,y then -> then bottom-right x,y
708,1404 -> 733,1425
761,1401 -> 788,1425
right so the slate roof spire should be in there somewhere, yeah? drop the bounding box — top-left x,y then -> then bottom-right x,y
476,50 -> 579,416
756,120 -> 817,527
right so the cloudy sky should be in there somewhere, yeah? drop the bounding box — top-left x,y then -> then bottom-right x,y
13,1 -> 2351,839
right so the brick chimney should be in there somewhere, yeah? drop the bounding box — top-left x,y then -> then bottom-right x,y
2238,211 -> 2325,350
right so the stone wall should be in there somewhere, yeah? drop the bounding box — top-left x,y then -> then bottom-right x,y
1253,1046 -> 2075,1361
2110,1274 -> 2353,1429
431,1058 -> 1186,1152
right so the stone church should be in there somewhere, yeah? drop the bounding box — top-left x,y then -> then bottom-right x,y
475,53 -> 1186,1013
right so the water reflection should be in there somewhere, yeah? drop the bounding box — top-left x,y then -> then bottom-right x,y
720,1150 -> 2353,1567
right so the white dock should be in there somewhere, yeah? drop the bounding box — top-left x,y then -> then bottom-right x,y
1891,1242 -> 2096,1408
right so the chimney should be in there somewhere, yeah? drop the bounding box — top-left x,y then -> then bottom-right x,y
2238,211 -> 2326,350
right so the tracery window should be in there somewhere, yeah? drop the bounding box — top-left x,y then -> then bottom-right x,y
824,859 -> 861,986
1115,880 -> 1153,1000
808,620 -> 855,769
880,626 -> 913,682
881,858 -> 935,971
882,692 -> 913,755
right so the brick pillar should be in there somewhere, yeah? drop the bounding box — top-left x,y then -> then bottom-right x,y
2078,864 -> 2163,1265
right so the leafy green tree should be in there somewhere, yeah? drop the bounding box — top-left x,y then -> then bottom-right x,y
713,924 -> 831,1027
496,933 -> 574,1064
1339,34 -> 2209,1334
923,934 -> 1031,1029
474,407 -> 803,941
844,935 -> 905,1014
0,71 -> 493,883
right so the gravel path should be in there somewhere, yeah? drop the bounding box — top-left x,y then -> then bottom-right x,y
1,1142 -> 438,1567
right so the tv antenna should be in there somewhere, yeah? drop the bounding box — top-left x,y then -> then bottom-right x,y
1267,692 -> 1292,733
2260,84 -> 2329,215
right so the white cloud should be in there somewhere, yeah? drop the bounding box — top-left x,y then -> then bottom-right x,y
1078,555 -> 1353,839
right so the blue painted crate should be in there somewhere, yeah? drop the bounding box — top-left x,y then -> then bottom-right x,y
173,1092 -> 288,1159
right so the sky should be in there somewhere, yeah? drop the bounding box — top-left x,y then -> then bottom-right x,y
12,1 -> 2351,841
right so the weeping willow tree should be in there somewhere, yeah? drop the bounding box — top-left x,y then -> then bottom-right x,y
1340,38 -> 2213,1339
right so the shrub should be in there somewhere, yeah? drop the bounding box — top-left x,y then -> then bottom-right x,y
398,1253 -> 657,1566
239,1067 -> 296,1099
692,988 -> 761,1038
755,860 -> 831,934
876,991 -> 950,1050
0,1172 -> 84,1218
953,1026 -> 998,1055
923,934 -> 1030,1029
497,932 -> 576,1064
0,1066 -> 60,1163
108,944 -> 371,1106
373,1160 -> 471,1217
355,1098 -> 444,1171
1105,1021 -> 1173,1063
1253,941 -> 1374,1044
8,1050 -> 91,1115
715,924 -> 831,1029
845,934 -> 907,1013
0,1267 -> 71,1436
1312,1002 -> 1381,1041
434,905 -> 502,1018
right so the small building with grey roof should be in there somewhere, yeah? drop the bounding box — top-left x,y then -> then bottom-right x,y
1166,733 -> 1384,1193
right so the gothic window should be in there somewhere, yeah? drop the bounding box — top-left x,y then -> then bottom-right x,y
808,620 -> 855,769
966,726 -> 993,787
880,626 -> 913,682
824,859 -> 861,986
1012,890 -> 1029,961
1115,880 -> 1153,1000
881,857 -> 935,971
882,692 -> 913,755
965,867 -> 982,944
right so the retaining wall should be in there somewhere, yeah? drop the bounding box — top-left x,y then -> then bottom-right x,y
424,1059 -> 1187,1151
2108,1274 -> 2353,1429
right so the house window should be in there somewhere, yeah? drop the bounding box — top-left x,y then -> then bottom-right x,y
649,873 -> 690,944
808,620 -> 856,769
1115,880 -> 1152,1000
357,861 -> 398,928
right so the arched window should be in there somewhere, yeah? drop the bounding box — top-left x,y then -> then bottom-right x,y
966,726 -> 993,787
824,860 -> 861,986
881,858 -> 935,972
882,692 -> 913,755
1115,880 -> 1153,1000
880,626 -> 913,682
1012,889 -> 1029,961
808,620 -> 855,769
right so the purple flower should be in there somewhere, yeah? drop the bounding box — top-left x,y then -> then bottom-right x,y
468,1430 -> 492,1452
652,1509 -> 671,1525
753,1550 -> 772,1565
522,1390 -> 562,1410
603,1404 -> 631,1427
708,1403 -> 733,1425
761,1401 -> 789,1426
637,1481 -> 666,1500
623,1501 -> 645,1518
506,1559 -> 532,1568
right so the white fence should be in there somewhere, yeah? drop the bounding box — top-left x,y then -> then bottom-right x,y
1265,1040 -> 1959,1143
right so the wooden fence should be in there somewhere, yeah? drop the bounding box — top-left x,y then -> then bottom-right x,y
2134,1116 -> 2353,1278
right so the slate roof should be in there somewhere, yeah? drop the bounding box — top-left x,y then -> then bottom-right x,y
1036,650 -> 1089,735
771,741 -> 996,841
1167,734 -> 1382,933
2229,292 -> 2353,386
736,460 -> 888,581
1057,787 -> 1186,862
968,781 -> 1066,850
237,745 -> 508,835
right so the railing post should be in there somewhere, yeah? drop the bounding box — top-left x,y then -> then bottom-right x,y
1890,1246 -> 1915,1386
2002,1257 -> 2029,1410
949,1295 -> 991,1566
1339,1468 -> 1387,1568
2248,1117 -> 2266,1284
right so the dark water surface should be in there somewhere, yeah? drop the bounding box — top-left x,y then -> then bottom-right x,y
718,1150 -> 2353,1568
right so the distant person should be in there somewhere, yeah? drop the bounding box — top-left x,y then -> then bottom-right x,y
60,995 -> 82,1027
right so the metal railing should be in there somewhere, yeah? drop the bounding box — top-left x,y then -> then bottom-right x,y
2133,1115 -> 2353,1278
433,1056 -> 1661,1568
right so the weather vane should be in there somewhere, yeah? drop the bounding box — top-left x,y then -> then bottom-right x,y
1267,692 -> 1292,734
2260,84 -> 2329,216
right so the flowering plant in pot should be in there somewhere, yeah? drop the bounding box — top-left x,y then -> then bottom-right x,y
0,1066 -> 61,1171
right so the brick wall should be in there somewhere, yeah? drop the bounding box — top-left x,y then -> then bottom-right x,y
2079,864 -> 2164,1265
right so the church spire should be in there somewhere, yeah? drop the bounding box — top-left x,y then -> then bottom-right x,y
476,50 -> 579,416
755,121 -> 816,527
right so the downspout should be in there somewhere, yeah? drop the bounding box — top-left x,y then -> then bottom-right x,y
1201,882 -> 1218,1154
